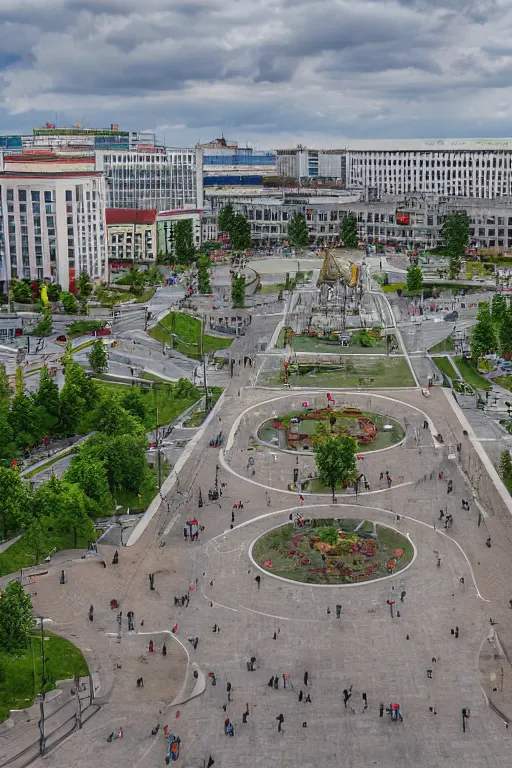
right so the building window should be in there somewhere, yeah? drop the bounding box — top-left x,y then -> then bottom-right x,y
44,191 -> 52,203
18,190 -> 27,202
65,190 -> 73,202
7,189 -> 13,201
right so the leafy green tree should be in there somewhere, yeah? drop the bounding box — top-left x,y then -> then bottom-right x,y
58,361 -> 97,434
88,341 -> 108,374
0,581 -> 33,652
288,213 -> 309,249
46,283 -> 61,302
231,275 -> 246,308
471,302 -> 497,361
314,433 -> 358,502
499,304 -> 512,358
492,294 -> 508,326
77,272 -> 93,298
60,291 -> 79,314
8,393 -> 45,451
33,308 -> 52,337
24,520 -> 50,566
121,389 -> 147,423
218,203 -> 235,234
63,361 -> 97,410
10,279 -> 33,304
406,264 -> 423,293
0,467 -> 26,539
441,212 -> 470,279
0,364 -> 11,403
197,253 -> 212,294
230,213 -> 251,251
47,481 -> 95,548
500,450 -> 512,485
174,219 -> 196,264
93,394 -> 145,437
15,366 -> 24,395
0,406 -> 17,460
81,433 -> 148,493
65,455 -> 111,510
340,212 -> 359,248
145,265 -> 162,285
126,268 -> 145,296
34,366 -> 60,434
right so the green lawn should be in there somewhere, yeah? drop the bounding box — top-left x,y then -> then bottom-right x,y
428,335 -> 454,354
432,356 -> 458,380
259,283 -> 284,294
96,381 -> 201,429
148,312 -> 232,360
0,632 -> 88,722
0,530 -> 96,578
495,375 -> 512,392
257,355 -> 415,388
289,334 -> 393,355
454,356 -> 492,390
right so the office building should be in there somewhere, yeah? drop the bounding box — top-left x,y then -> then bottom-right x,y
106,208 -> 157,268
277,147 -> 346,183
0,152 -> 107,292
199,138 -> 277,191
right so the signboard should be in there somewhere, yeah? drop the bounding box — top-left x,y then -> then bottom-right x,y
396,212 -> 410,226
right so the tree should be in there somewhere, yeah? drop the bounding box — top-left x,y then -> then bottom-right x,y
88,341 -> 108,374
47,480 -> 95,549
492,294 -> 508,327
65,455 -> 111,510
62,361 -> 97,410
0,467 -> 26,539
174,219 -> 196,264
230,213 -> 251,251
0,364 -> 11,403
231,275 -> 246,308
59,361 -> 97,434
46,283 -> 62,302
77,272 -> 93,298
0,406 -> 17,461
121,389 -> 147,423
471,302 -> 497,361
441,212 -> 470,279
0,581 -> 33,652
8,393 -> 45,451
499,304 -> 512,358
288,213 -> 309,249
34,366 -> 60,433
60,291 -> 79,314
24,520 -> 50,566
500,450 -> 512,486
126,268 -> 145,296
81,433 -> 148,494
197,253 -> 212,294
314,433 -> 357,502
406,265 -> 423,293
10,279 -> 33,304
93,394 -> 145,438
340,212 -> 359,248
218,204 -> 235,234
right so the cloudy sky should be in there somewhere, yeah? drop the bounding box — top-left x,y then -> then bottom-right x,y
0,0 -> 511,148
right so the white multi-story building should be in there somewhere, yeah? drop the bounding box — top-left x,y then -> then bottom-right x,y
0,154 -> 107,292
276,147 -> 345,182
346,139 -> 512,199
95,147 -> 199,211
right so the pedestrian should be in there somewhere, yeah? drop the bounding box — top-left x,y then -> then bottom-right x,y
172,624 -> 178,634
455,626 -> 459,639
362,693 -> 368,710
343,687 -> 352,707
164,725 -> 169,736
148,640 -> 154,653
335,604 -> 342,619
423,419 -> 429,429
268,676 -> 275,688
380,472 -> 384,481
305,694 -> 311,703
231,511 -> 235,523
151,724 -> 160,736
439,510 -> 444,520
304,671 -> 309,686
400,590 -> 406,602
274,676 -> 279,689
326,607 -> 331,614
88,605 -> 94,622
183,527 -> 188,540
242,712 -> 248,724
427,669 -> 433,679
162,643 -> 167,657
207,758 -> 215,768
298,690 -> 303,702
276,714 -> 284,733
255,575 -> 261,589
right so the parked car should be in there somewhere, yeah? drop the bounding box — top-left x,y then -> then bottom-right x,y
444,311 -> 459,322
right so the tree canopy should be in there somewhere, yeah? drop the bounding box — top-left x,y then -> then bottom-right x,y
314,431 -> 358,502
88,340 -> 108,374
174,219 -> 196,264
471,301 -> 497,361
406,264 -> 423,293
340,212 -> 359,249
0,581 -> 33,653
441,212 -> 470,279
288,213 -> 309,249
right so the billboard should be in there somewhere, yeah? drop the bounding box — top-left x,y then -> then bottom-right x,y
396,212 -> 410,226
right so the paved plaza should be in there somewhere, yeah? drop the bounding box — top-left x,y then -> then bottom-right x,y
3,381 -> 512,768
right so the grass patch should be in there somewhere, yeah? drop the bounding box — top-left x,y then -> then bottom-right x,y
0,632 -> 89,722
495,375 -> 512,392
432,356 -> 458,380
454,356 -> 492,390
135,287 -> 156,303
0,530 -> 96,578
70,339 -> 95,354
182,387 -> 223,427
259,283 -> 284,294
96,381 -> 201,429
428,335 -> 454,354
112,461 -> 167,512
148,312 -> 232,360
258,356 -> 414,388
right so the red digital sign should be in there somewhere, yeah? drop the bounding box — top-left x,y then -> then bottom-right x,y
396,212 -> 410,226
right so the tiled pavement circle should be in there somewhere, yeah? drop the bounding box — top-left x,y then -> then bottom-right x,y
8,387 -> 512,768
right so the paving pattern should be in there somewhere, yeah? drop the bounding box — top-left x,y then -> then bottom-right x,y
4,383 -> 512,768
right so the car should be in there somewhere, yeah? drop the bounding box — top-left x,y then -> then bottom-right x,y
444,311 -> 459,322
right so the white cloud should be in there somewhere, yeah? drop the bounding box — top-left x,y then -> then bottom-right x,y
0,0 -> 512,144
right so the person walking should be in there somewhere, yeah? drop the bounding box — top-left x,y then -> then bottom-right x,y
162,643 -> 167,657
298,690 -> 303,702
268,676 -> 275,688
304,671 -> 309,686
276,714 -> 284,733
